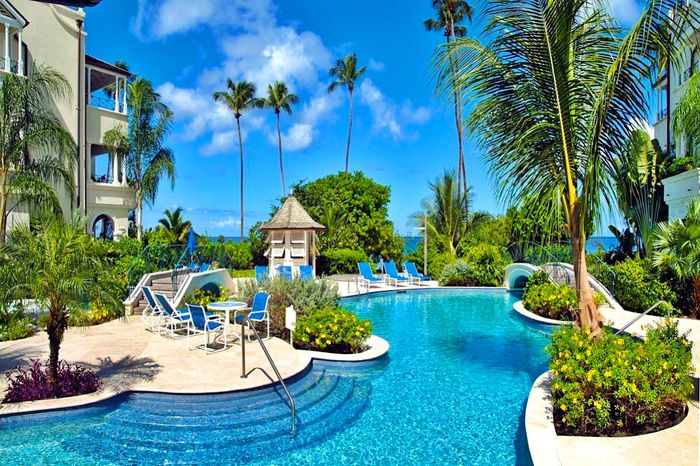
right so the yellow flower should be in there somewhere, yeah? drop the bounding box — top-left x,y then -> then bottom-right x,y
604,370 -> 612,378
560,404 -> 568,412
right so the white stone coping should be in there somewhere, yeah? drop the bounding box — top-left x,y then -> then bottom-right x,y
513,301 -> 574,326
525,372 -> 562,466
297,335 -> 390,362
340,285 -> 508,299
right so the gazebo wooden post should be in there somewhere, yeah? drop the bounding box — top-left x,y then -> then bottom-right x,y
312,232 -> 317,277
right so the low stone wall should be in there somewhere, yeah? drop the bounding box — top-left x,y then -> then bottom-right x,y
512,301 -> 573,326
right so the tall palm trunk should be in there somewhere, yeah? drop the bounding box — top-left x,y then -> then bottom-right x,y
570,202 -> 602,334
345,89 -> 354,175
45,308 -> 67,390
0,170 -> 7,244
136,195 -> 143,242
236,117 -> 244,242
276,112 -> 286,197
447,27 -> 467,209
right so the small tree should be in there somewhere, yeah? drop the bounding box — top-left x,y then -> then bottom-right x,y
1,214 -> 114,389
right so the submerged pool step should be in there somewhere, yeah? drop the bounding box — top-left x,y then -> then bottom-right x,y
61,375 -> 371,465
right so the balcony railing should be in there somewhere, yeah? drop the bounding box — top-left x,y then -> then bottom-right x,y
657,107 -> 668,122
91,173 -> 114,184
0,57 -> 20,74
89,95 -> 126,114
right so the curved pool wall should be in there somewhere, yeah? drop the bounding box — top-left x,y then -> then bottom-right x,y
0,288 -> 552,465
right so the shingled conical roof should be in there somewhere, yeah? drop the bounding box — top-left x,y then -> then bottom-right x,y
260,196 -> 325,231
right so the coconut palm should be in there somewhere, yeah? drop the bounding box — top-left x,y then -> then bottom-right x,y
158,207 -> 191,243
328,52 -> 367,174
436,0 -> 697,333
213,80 -> 264,242
263,81 -> 298,197
104,78 -> 175,242
1,213 -> 114,389
0,67 -> 75,243
425,0 -> 473,201
672,72 -> 700,161
652,198 -> 700,318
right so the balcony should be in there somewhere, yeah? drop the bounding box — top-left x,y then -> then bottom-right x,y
86,55 -> 129,116
656,107 -> 668,123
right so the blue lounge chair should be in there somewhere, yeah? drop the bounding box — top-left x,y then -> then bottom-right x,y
186,304 -> 225,353
141,286 -> 160,331
358,262 -> 383,290
298,265 -> 313,280
255,265 -> 269,283
404,261 -> 431,282
234,292 -> 271,341
198,263 -> 211,273
188,262 -> 200,273
153,293 -> 191,337
277,265 -> 293,280
384,261 -> 413,286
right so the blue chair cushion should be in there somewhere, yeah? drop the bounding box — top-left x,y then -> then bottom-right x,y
206,321 -> 222,331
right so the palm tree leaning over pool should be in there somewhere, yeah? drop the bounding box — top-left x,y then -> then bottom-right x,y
104,78 -> 176,242
158,207 -> 192,243
264,81 -> 298,197
436,0 -> 698,334
1,214 -> 115,390
425,0 -> 472,202
652,198 -> 700,319
0,67 -> 75,243
213,80 -> 264,242
328,52 -> 367,175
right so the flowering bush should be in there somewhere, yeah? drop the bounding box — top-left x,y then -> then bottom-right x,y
187,284 -> 230,307
522,281 -> 578,321
0,317 -> 36,341
439,260 -> 475,286
547,320 -> 694,436
4,359 -> 101,403
294,307 -> 372,354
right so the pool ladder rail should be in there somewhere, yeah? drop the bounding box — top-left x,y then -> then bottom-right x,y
614,300 -> 672,336
239,316 -> 297,434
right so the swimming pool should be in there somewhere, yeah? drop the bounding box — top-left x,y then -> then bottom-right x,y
0,289 -> 550,465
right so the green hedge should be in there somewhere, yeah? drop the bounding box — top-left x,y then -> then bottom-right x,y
523,281 -> 577,321
547,321 -> 694,436
294,307 -> 372,353
317,248 -> 369,275
439,244 -> 508,286
610,259 -> 676,314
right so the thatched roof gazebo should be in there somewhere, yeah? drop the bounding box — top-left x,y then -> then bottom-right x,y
260,196 -> 325,277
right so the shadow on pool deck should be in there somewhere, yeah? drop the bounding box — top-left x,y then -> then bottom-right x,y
83,355 -> 162,393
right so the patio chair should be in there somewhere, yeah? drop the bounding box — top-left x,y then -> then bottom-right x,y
153,293 -> 191,337
358,262 -> 384,290
255,265 -> 269,283
188,262 -> 200,273
234,292 -> 271,342
277,265 -> 293,280
384,261 -> 413,286
186,304 -> 225,353
298,265 -> 313,280
404,262 -> 431,283
141,286 -> 161,331
199,263 -> 211,273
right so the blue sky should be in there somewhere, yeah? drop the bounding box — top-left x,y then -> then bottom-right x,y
83,0 -> 642,237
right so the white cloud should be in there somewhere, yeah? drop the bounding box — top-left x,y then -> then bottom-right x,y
211,216 -> 241,228
133,0 -> 275,39
359,79 -> 431,141
368,59 -> 385,71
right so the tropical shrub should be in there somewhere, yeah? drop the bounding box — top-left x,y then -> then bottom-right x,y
661,155 -> 694,179
4,359 -> 101,403
522,282 -> 577,321
294,307 -> 372,354
461,243 -> 508,286
547,321 -> 694,436
0,317 -> 37,341
186,285 -> 230,307
610,259 -> 675,314
237,277 -> 339,338
439,261 -> 474,286
428,252 -> 456,280
317,248 -> 369,275
523,270 -> 551,296
230,268 -> 255,278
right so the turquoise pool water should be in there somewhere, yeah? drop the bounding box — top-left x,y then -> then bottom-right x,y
0,289 -> 551,465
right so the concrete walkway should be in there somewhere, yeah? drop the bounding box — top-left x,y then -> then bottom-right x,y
0,318 -> 310,415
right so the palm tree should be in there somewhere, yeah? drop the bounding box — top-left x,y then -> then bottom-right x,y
158,207 -> 191,243
1,213 -> 114,389
263,81 -> 298,197
672,72 -> 700,161
213,80 -> 263,242
0,67 -> 75,243
104,78 -> 175,242
328,52 -> 367,174
652,198 -> 700,318
425,0 -> 473,201
436,0 -> 697,334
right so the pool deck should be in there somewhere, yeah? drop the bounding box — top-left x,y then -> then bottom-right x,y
0,318 -> 312,415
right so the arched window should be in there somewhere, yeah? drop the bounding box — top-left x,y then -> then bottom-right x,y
93,214 -> 114,241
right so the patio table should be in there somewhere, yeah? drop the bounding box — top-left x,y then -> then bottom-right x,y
207,301 -> 247,349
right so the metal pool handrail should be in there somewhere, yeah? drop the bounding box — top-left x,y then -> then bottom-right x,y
240,317 -> 296,434
614,301 -> 671,335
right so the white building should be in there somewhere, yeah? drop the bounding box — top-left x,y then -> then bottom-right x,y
654,27 -> 700,221
3,0 -> 134,239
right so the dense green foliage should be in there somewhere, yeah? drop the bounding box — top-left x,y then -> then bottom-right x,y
317,248 -> 370,275
662,156 -> 694,179
522,281 -> 577,321
294,307 -> 372,353
439,245 -> 508,286
547,321 -> 694,436
237,277 -> 339,338
672,73 -> 700,163
157,207 -> 191,243
292,171 -> 404,260
186,284 -> 230,307
605,259 -> 675,314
